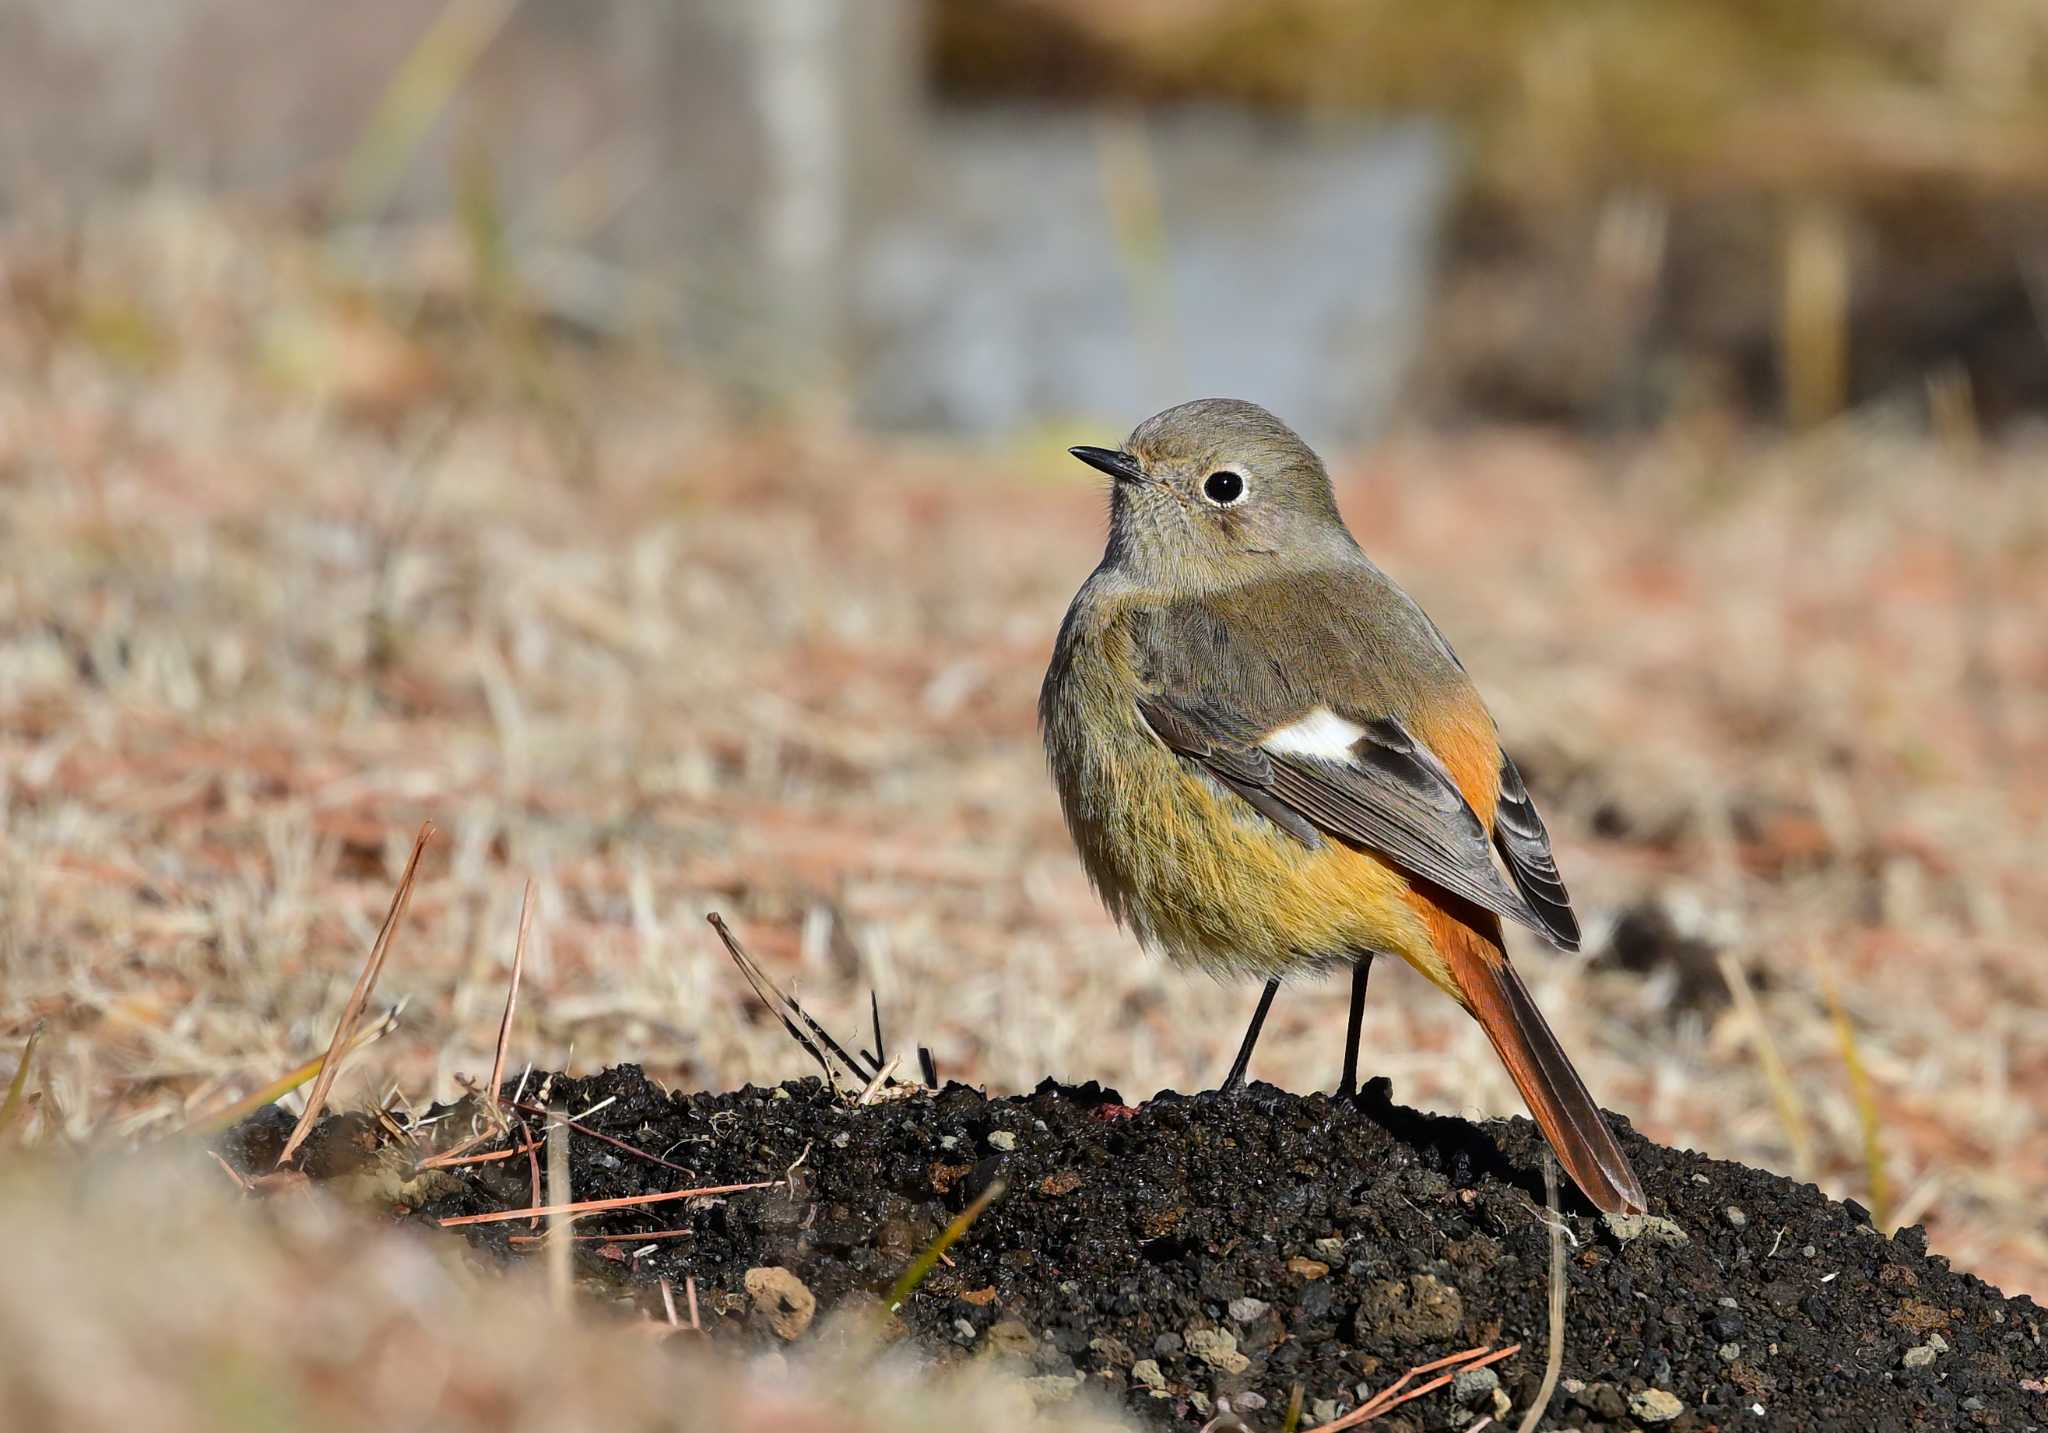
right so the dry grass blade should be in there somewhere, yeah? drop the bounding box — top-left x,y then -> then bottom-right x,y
1305,1343 -> 1521,1432
710,913 -> 838,1084
1719,952 -> 1815,1180
1,1020 -> 47,1143
489,880 -> 536,1109
708,913 -> 879,1087
514,1112 -> 543,1229
545,1104 -> 572,1309
207,1150 -> 253,1191
194,1004 -> 404,1135
864,989 -> 886,1070
887,1178 -> 1005,1313
278,823 -> 433,1167
421,1140 -> 542,1170
508,1227 -> 695,1247
331,0 -> 521,222
1516,1156 -> 1568,1433
1823,956 -> 1891,1231
507,1100 -> 695,1174
856,1055 -> 903,1107
436,1178 -> 779,1228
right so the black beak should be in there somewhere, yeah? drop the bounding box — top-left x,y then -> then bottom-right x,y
1069,446 -> 1145,485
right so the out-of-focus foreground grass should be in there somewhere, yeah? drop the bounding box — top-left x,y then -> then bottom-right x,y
0,191 -> 2044,1422
0,1150 -> 1135,1432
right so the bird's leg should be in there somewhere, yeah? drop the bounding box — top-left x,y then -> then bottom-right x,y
1337,954 -> 1375,1097
1220,978 -> 1280,1092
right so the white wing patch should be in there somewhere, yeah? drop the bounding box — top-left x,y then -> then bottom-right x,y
1260,708 -> 1367,762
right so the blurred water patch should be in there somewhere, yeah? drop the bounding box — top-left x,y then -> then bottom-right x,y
857,109 -> 1453,442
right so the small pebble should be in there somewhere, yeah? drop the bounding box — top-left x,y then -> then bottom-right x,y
1024,1374 -> 1080,1404
984,1319 -> 1035,1359
953,1318 -> 977,1343
1312,1237 -> 1346,1261
1604,1212 -> 1690,1246
1129,1359 -> 1165,1390
743,1266 -> 816,1341
1452,1367 -> 1501,1406
1719,1342 -> 1742,1363
1630,1388 -> 1685,1423
1724,1205 -> 1749,1230
1901,1344 -> 1938,1369
1154,1332 -> 1183,1356
1088,1335 -> 1131,1367
987,1130 -> 1017,1151
1227,1297 -> 1270,1323
1232,1391 -> 1268,1411
1184,1326 -> 1250,1374
1311,1400 -> 1340,1423
1802,1244 -> 1817,1258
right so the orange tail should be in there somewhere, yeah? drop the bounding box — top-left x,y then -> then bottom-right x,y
1438,916 -> 1647,1215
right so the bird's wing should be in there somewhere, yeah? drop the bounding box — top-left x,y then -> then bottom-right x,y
1138,688 -> 1563,945
1130,589 -> 1572,945
1492,752 -> 1581,950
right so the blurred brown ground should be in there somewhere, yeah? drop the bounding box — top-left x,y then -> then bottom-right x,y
3,197 -> 2045,1309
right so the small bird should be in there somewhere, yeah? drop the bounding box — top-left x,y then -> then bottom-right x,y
1040,398 -> 1645,1214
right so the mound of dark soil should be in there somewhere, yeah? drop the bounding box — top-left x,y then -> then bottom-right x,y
225,1069 -> 2047,1431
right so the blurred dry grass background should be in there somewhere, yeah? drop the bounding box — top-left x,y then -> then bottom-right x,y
3,197 -> 2044,1307
5,2 -> 2048,1424
941,0 -> 2048,425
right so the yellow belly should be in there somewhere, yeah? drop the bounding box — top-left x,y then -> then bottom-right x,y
1074,734 -> 1457,996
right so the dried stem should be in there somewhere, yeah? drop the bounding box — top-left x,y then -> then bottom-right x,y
436,1178 -> 779,1229
278,823 -> 432,1167
489,880 -> 536,1108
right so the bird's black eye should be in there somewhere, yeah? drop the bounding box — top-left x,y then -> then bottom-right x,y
1202,470 -> 1245,505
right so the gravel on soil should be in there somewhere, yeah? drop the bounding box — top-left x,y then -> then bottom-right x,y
223,1067 -> 2048,1432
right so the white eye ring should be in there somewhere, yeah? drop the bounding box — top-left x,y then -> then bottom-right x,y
1201,469 -> 1248,506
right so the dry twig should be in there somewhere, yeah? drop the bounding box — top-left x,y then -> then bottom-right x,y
545,1105 -> 572,1309
1305,1343 -> 1521,1432
508,1101 -> 695,1175
0,1020 -> 45,1143
436,1178 -> 779,1228
1517,1156 -> 1568,1433
489,880 -> 536,1109
279,824 -> 432,1167
709,913 -> 884,1089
